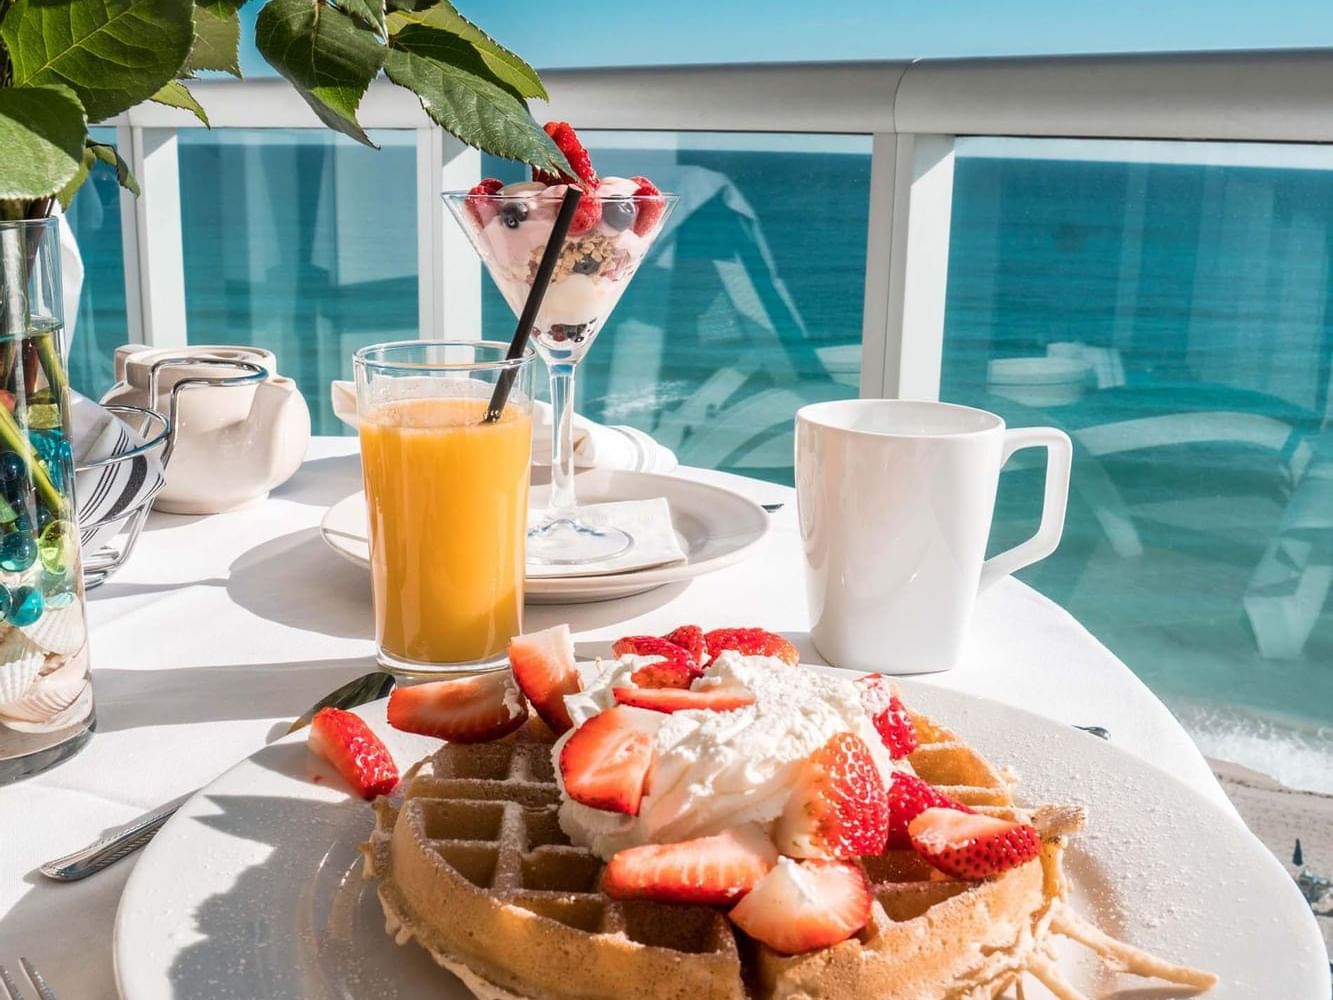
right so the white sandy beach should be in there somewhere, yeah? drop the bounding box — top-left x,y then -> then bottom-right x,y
1212,758 -> 1333,958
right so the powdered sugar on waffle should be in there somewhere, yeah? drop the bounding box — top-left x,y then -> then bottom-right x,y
555,651 -> 904,859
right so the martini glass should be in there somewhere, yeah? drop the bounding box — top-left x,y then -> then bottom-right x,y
444,186 -> 678,565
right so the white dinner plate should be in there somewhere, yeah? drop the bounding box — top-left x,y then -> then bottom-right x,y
319,469 -> 772,604
113,676 -> 1328,1000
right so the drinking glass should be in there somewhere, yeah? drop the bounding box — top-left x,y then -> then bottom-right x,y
354,340 -> 534,673
444,188 -> 678,565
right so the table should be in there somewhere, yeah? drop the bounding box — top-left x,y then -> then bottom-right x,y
0,437 -> 1239,999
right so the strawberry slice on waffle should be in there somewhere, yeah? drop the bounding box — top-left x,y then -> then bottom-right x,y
387,672 -> 528,744
661,624 -> 707,664
908,808 -> 1041,880
728,857 -> 872,955
704,627 -> 799,666
602,824 -> 777,905
508,624 -> 582,734
558,706 -> 660,815
613,685 -> 755,713
307,707 -> 399,800
886,772 -> 974,849
774,731 -> 890,859
855,674 -> 919,759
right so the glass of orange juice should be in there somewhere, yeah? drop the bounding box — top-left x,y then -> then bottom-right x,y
353,340 -> 534,673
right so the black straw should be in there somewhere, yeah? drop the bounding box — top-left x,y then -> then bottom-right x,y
484,187 -> 583,423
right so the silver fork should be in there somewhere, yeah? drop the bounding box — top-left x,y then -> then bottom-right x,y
0,959 -> 58,1000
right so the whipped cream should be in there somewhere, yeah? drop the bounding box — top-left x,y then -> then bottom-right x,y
554,651 -> 902,860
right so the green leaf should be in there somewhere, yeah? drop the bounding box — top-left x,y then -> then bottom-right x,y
384,24 -> 567,174
0,85 -> 88,201
336,0 -> 385,37
188,0 -> 244,76
151,79 -> 209,125
256,0 -> 386,148
1,0 -> 196,123
388,1 -> 545,99
88,139 -> 140,194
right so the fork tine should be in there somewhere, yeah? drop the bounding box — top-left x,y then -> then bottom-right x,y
0,964 -> 25,1000
16,962 -> 53,1000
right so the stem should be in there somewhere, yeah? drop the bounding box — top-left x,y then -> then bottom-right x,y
547,363 -> 578,517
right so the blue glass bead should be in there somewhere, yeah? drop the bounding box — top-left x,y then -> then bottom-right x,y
9,585 -> 42,627
35,506 -> 53,531
0,530 -> 36,572
0,584 -> 11,622
0,452 -> 24,483
29,431 -> 70,491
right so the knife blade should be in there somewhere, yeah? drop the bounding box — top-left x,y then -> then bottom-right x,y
39,670 -> 397,882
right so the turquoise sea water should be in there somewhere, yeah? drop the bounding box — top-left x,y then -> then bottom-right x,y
63,135 -> 1333,792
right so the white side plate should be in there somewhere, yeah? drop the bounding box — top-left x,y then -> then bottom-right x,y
320,469 -> 771,604
113,678 -> 1329,1000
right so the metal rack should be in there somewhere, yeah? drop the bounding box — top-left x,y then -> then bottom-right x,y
78,357 -> 268,588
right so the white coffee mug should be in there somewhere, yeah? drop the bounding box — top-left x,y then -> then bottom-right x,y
796,399 -> 1072,673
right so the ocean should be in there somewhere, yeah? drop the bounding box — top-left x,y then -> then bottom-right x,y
63,134 -> 1333,793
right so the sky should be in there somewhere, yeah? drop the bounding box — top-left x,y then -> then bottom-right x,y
238,0 -> 1333,77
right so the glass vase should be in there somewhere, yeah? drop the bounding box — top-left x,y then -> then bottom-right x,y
0,218 -> 92,784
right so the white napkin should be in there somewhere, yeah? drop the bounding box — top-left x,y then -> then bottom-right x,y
526,498 -> 687,578
330,380 -> 677,474
72,392 -> 167,558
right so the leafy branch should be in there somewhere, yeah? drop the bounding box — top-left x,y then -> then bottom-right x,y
0,0 -> 565,218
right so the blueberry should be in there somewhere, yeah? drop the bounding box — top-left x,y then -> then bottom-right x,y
499,200 -> 529,229
602,197 -> 636,232
565,323 -> 589,343
573,255 -> 600,275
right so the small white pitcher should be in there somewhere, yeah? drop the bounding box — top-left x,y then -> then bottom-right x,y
102,345 -> 311,514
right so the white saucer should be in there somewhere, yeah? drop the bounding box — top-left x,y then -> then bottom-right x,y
112,675 -> 1329,1000
319,469 -> 771,605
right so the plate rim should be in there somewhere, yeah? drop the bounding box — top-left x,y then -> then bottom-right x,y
111,672 -> 1331,1000
319,469 -> 773,593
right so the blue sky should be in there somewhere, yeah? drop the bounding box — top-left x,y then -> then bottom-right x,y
239,0 -> 1333,76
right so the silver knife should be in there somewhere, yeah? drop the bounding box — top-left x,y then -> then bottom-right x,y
38,670 -> 396,882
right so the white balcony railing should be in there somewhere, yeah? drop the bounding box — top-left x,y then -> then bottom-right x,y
105,48 -> 1333,401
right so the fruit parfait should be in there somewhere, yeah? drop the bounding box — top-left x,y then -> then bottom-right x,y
443,123 -> 679,565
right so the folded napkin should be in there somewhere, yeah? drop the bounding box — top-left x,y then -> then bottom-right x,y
526,498 -> 687,578
330,380 -> 677,474
73,392 -> 167,557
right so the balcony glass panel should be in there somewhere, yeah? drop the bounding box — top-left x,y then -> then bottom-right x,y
65,127 -> 131,400
178,129 -> 417,434
481,132 -> 870,483
942,137 -> 1333,792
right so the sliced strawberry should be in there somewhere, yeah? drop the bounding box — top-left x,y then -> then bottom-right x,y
629,660 -> 697,690
534,121 -> 600,188
704,627 -> 799,666
465,177 -> 503,227
907,808 -> 1041,880
612,635 -> 699,671
774,732 -> 889,860
630,175 -> 665,237
307,707 -> 399,800
661,624 -> 707,664
568,187 -> 602,236
507,624 -> 581,734
855,674 -> 919,759
602,824 -> 777,905
613,685 -> 755,714
387,671 -> 527,744
728,857 -> 871,955
885,772 -> 973,849
558,706 -> 660,815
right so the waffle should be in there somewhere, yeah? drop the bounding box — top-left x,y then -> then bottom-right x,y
362,710 -> 1215,1000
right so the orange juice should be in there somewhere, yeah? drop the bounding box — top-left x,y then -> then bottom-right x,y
359,396 -> 531,665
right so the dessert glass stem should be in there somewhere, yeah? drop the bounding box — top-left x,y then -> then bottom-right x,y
547,362 -> 577,517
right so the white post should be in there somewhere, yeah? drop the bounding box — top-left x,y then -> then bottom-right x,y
859,133 -> 956,400
416,128 -> 481,340
123,128 -> 188,347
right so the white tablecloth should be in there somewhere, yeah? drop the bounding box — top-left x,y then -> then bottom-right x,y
0,437 -> 1237,998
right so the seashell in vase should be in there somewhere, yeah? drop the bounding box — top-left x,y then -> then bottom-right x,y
0,626 -> 49,710
18,604 -> 88,657
0,649 -> 92,733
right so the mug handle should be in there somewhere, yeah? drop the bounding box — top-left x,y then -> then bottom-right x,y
978,426 -> 1073,591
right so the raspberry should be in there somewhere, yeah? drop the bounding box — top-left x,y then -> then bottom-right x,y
533,121 -> 599,188
630,175 -> 664,236
465,177 -> 503,227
